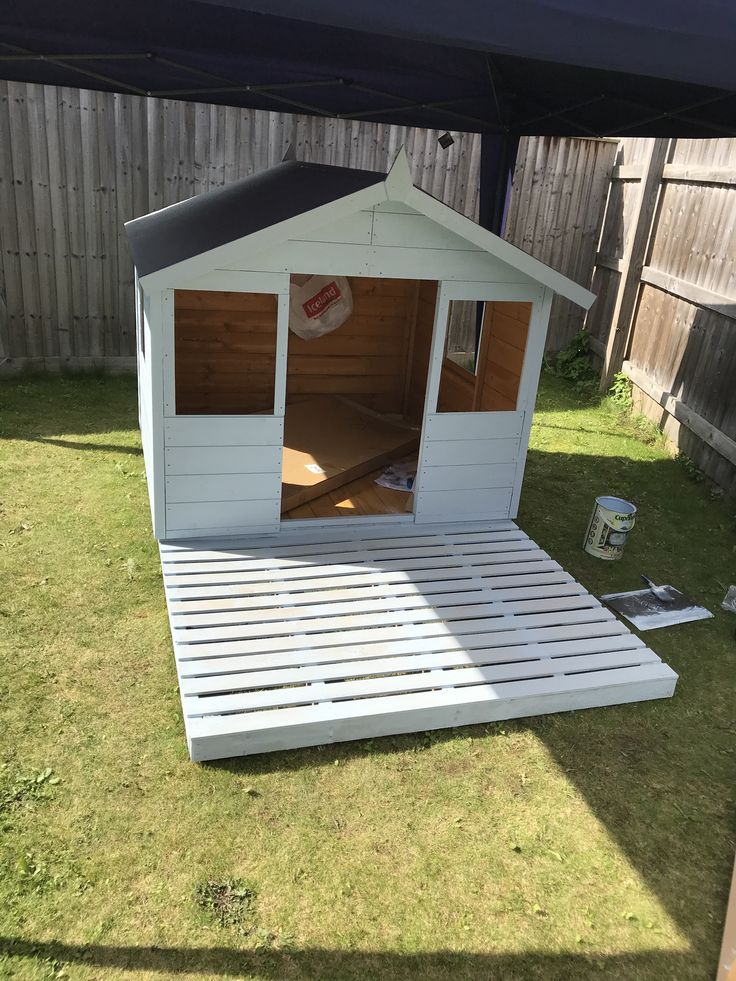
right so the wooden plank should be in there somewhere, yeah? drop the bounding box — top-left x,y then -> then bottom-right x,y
246,241 -> 527,285
170,575 -> 580,612
164,548 -> 549,586
184,647 -> 662,715
167,561 -> 566,601
611,164 -> 644,181
662,164 -> 736,186
166,499 -> 281,531
280,396 -> 419,512
162,537 -> 541,575
171,583 -> 590,627
415,487 -> 512,521
298,211 -> 373,245
166,473 -> 277,504
418,462 -> 517,492
161,518 -> 517,552
421,438 -> 520,467
595,253 -> 625,274
165,416 -> 283,446
186,664 -> 676,760
600,138 -> 670,388
164,445 -> 282,476
173,604 -> 608,646
181,632 -> 644,686
640,265 -> 736,321
371,212 -> 483,251
424,411 -> 522,441
175,616 -> 632,670
161,527 -> 531,561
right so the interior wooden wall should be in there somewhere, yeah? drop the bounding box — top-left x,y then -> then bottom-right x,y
437,301 -> 532,412
479,302 -> 531,410
175,290 -> 278,414
404,281 -> 438,423
174,279 -> 432,416
287,278 -> 417,414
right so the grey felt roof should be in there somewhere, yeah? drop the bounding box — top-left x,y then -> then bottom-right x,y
125,160 -> 387,278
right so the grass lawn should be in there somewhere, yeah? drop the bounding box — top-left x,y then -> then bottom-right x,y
1,372 -> 734,981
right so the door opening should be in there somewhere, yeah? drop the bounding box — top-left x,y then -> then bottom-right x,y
280,275 -> 439,520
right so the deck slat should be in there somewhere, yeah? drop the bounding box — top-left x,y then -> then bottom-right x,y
184,662 -> 677,761
167,575 -> 579,611
162,538 -> 539,576
180,635 -> 649,692
158,520 -> 678,760
160,519 -> 518,553
174,608 -> 619,658
183,648 -> 664,715
164,549 -> 561,595
161,528 -> 527,564
170,584 -> 591,626
172,599 -> 605,644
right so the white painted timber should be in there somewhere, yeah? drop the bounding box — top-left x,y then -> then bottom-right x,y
371,212 -> 483,252
302,211 -> 374,245
424,411 -> 522,441
420,437 -> 520,467
164,445 -> 282,476
418,463 -> 517,492
238,242 -> 532,283
164,417 -> 284,447
158,520 -> 678,761
415,487 -> 512,522
166,473 -> 278,504
166,499 -> 281,532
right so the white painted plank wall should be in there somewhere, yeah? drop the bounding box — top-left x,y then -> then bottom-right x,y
416,411 -> 523,522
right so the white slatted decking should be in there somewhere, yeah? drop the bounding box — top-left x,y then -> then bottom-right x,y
159,521 -> 678,761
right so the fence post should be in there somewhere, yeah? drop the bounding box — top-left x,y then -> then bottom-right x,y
599,138 -> 670,390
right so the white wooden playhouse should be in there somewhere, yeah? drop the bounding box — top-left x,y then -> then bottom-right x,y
126,152 -> 677,762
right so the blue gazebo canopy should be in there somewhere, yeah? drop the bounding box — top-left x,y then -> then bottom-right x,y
2,0 -> 735,138
3,0 -> 735,234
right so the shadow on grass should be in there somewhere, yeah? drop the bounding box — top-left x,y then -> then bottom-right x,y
0,373 -> 139,442
8,434 -> 144,455
197,445 -> 734,969
0,937 -> 700,980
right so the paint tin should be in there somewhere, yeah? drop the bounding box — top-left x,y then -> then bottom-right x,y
583,496 -> 637,561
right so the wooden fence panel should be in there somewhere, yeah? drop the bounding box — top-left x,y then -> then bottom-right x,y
504,135 -> 617,352
0,81 -> 483,367
588,135 -> 736,494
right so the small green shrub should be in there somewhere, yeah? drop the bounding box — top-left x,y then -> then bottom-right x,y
608,372 -> 633,410
544,330 -> 598,392
676,452 -> 705,483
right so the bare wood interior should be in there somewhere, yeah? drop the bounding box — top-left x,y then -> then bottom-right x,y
172,284 -> 531,522
281,396 -> 419,513
174,278 -> 435,417
175,289 -> 278,415
284,464 -> 413,519
437,301 -> 531,412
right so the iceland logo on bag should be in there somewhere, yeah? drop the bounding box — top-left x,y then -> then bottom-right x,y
302,281 -> 342,319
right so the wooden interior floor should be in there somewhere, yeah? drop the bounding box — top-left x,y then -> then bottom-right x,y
283,465 -> 413,519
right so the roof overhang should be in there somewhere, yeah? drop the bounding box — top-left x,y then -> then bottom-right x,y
135,150 -> 595,309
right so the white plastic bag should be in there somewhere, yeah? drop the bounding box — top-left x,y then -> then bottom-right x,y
289,275 -> 353,340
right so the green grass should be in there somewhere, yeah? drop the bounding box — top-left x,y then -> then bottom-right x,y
0,372 -> 734,981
